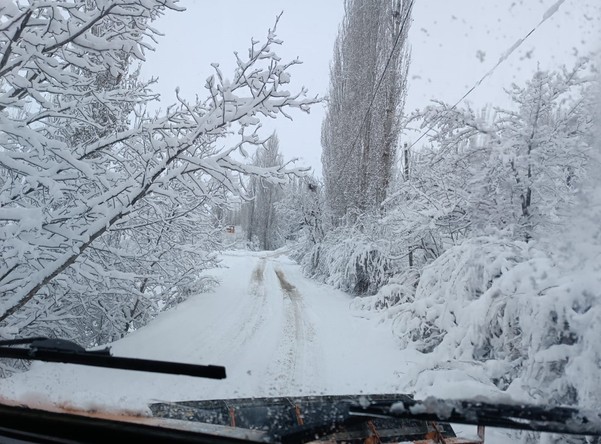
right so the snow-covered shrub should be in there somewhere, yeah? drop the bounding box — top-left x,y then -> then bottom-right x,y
350,268 -> 419,314
391,236 -> 530,353
302,224 -> 392,295
381,70 -> 601,444
393,230 -> 601,410
374,268 -> 420,309
507,259 -> 601,407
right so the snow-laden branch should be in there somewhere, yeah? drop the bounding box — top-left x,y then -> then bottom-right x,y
0,1 -> 318,342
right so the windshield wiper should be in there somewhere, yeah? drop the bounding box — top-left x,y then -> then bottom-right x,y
0,337 -> 226,379
277,396 -> 601,444
348,397 -> 601,437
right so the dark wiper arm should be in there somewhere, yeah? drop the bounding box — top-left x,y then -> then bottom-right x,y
278,416 -> 368,444
0,338 -> 226,380
349,397 -> 601,436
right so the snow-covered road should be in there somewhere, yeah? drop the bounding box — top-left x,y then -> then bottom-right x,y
0,250 -> 416,412
0,249 -> 506,442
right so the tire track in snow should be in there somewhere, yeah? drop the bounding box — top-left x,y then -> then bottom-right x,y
185,256 -> 274,400
269,267 -> 319,394
223,258 -> 268,350
194,257 -> 268,367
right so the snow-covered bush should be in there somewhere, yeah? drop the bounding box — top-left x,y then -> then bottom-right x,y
367,268 -> 420,310
390,236 -> 530,354
302,223 -> 392,295
387,218 -> 601,411
356,60 -> 601,444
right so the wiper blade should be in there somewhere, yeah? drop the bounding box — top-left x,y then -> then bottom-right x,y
152,394 -> 601,443
0,337 -> 226,379
349,397 -> 601,437
152,394 -> 457,444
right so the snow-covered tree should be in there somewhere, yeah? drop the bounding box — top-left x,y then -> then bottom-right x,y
243,132 -> 288,250
0,2 -> 317,343
419,60 -> 593,242
321,0 -> 412,221
275,175 -> 324,249
348,62 -> 601,443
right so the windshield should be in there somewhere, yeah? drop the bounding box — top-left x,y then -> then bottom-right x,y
0,1 -> 600,443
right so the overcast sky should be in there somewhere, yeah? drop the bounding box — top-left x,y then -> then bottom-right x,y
141,0 -> 600,176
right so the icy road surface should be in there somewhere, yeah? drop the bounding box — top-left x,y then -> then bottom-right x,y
0,250 -> 414,411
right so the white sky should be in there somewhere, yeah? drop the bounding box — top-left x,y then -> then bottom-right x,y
141,0 -> 600,176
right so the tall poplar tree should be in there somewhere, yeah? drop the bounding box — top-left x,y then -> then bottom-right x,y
244,133 -> 285,250
322,0 -> 412,221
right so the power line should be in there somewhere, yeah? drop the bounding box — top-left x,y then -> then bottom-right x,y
327,0 -> 568,197
406,0 -> 567,151
331,0 -> 415,186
